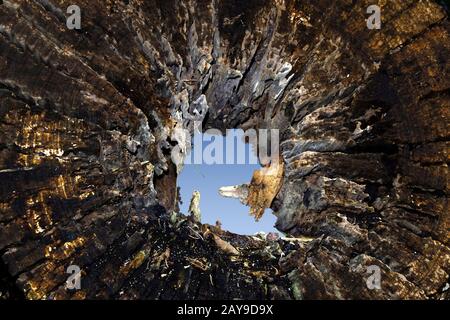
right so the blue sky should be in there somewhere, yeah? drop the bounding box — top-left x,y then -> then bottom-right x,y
178,132 -> 278,235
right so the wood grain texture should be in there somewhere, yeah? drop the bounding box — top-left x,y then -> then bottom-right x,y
0,0 -> 448,300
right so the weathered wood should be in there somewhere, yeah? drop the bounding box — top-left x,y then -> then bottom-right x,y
0,0 -> 448,300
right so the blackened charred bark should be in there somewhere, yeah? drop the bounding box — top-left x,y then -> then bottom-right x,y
0,0 -> 449,300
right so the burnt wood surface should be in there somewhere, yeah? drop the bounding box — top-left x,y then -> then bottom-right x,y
0,0 -> 449,299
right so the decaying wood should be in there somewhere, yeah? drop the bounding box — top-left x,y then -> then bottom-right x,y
0,0 -> 449,300
247,161 -> 285,221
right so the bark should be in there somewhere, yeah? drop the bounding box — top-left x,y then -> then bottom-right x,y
0,0 -> 449,300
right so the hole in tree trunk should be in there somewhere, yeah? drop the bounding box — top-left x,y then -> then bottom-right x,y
178,130 -> 278,235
